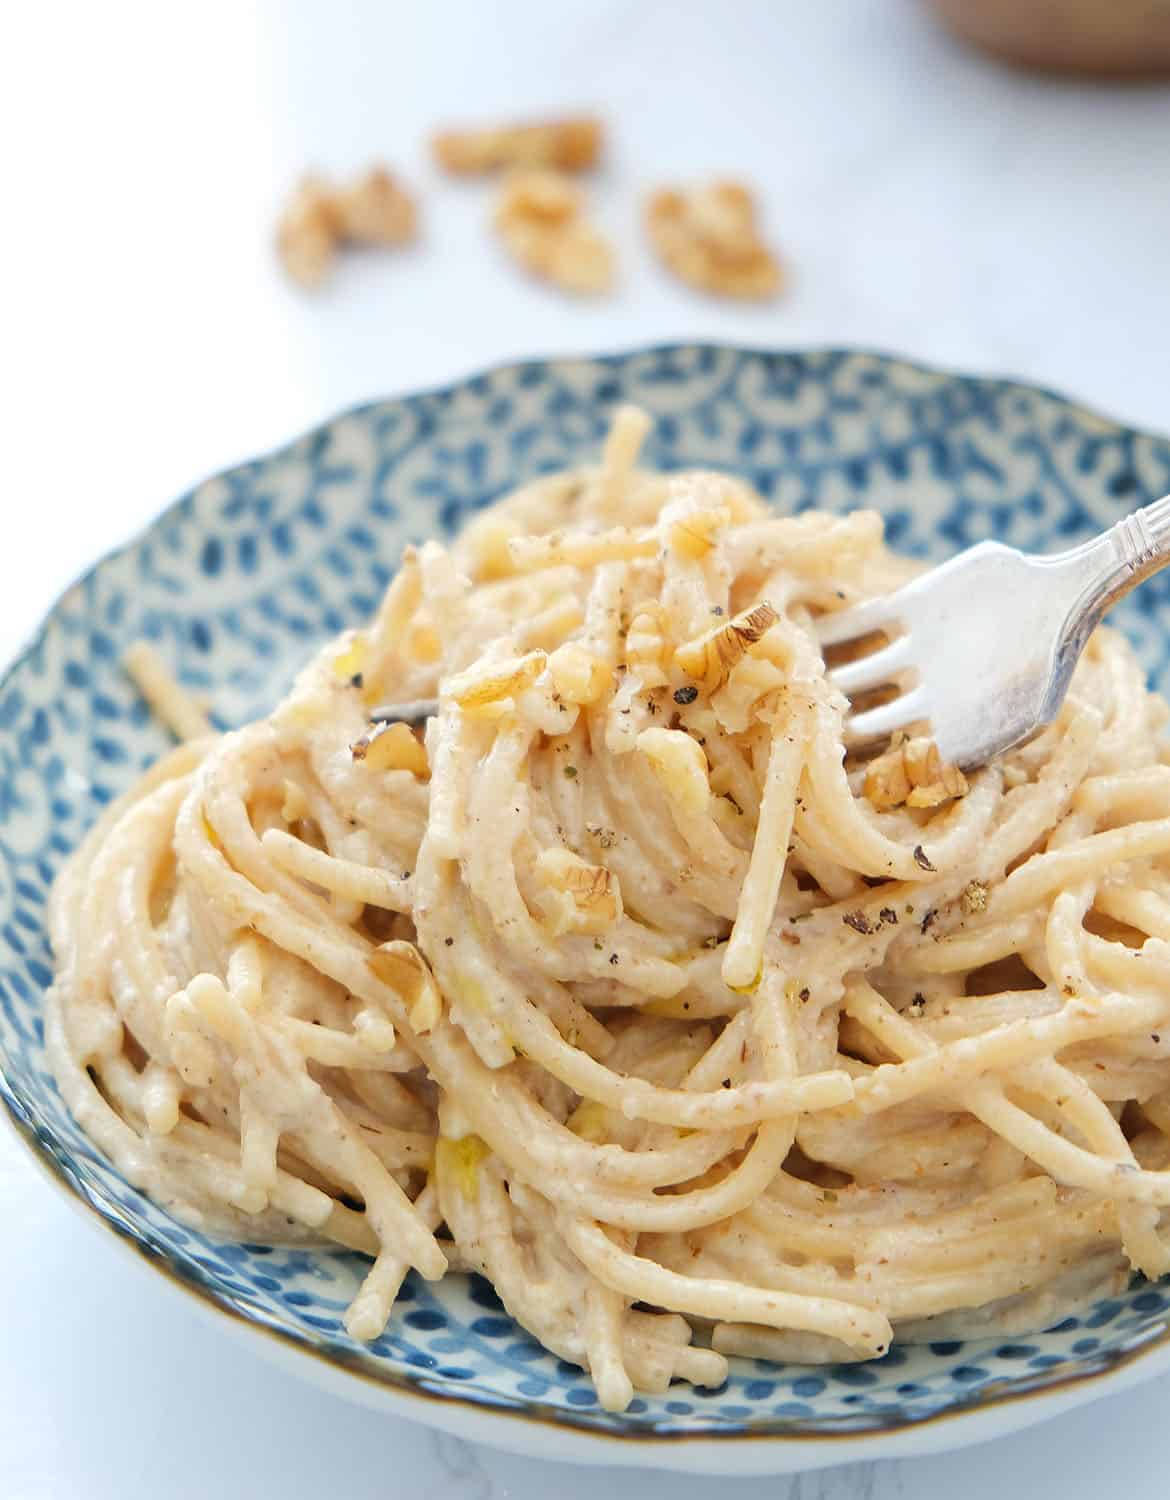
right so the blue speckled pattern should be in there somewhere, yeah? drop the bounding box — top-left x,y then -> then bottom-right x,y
4,345 -> 1170,1442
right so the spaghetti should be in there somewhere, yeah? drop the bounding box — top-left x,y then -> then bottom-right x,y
47,406 -> 1170,1407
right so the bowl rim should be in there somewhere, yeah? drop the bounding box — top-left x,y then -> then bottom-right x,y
4,341 -> 1170,1468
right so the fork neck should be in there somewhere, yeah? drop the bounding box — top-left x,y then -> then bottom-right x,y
1052,491 -> 1170,629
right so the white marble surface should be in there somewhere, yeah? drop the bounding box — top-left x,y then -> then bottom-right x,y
4,2 -> 1170,1495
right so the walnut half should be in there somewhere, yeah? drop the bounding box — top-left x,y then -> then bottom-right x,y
277,166 -> 417,288
433,115 -> 602,175
333,167 -> 417,247
494,170 -> 614,296
276,176 -> 341,288
645,181 -> 781,300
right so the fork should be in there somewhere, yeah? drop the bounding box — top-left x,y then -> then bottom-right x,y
816,493 -> 1170,770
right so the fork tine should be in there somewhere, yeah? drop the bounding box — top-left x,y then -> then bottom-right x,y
827,634 -> 913,697
815,597 -> 900,649
369,697 -> 439,725
843,687 -> 927,747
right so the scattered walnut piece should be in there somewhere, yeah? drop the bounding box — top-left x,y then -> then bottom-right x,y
433,115 -> 602,175
864,734 -> 969,811
334,167 -> 418,246
494,170 -> 614,295
277,166 -> 417,288
277,176 -> 342,288
645,181 -> 781,300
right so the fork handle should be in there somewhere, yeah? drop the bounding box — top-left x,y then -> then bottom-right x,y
1056,491 -> 1170,627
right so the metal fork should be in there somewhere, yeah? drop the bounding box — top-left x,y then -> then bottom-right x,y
816,493 -> 1170,770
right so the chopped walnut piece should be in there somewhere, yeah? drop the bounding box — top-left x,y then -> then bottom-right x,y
674,601 -> 779,692
960,880 -> 989,915
645,181 -> 781,300
494,170 -> 614,295
433,115 -> 602,175
536,846 -> 622,934
368,941 -> 441,1034
351,721 -> 429,777
445,649 -> 547,714
276,166 -> 417,288
625,602 -> 671,683
548,643 -> 612,705
864,734 -> 969,811
637,727 -> 711,815
669,507 -> 732,561
862,745 -> 911,809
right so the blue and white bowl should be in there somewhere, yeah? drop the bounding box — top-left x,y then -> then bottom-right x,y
3,346 -> 1170,1474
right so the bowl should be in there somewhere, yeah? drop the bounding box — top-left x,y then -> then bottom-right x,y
4,345 -> 1170,1474
925,0 -> 1170,75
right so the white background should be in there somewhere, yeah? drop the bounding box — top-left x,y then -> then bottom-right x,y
3,2 -> 1170,1496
